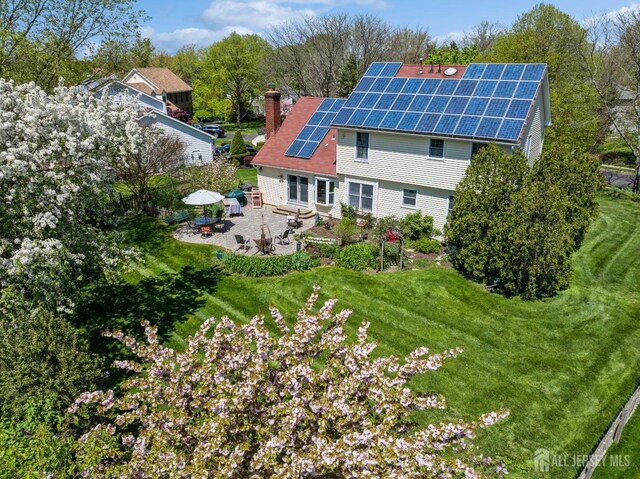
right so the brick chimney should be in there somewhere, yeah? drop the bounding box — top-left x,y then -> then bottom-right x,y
264,84 -> 281,139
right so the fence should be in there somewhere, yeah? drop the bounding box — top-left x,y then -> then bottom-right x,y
575,380 -> 640,478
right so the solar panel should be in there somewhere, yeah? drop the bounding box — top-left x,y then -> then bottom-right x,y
297,125 -> 315,140
285,139 -> 305,157
375,94 -> 397,110
455,115 -> 481,136
324,62 -> 546,144
476,117 -> 501,137
415,113 -> 441,133
497,119 -> 524,141
364,62 -> 385,77
409,95 -> 431,112
506,100 -> 531,119
363,109 -> 386,128
397,112 -> 421,131
514,82 -> 539,100
298,141 -> 318,158
493,81 -> 517,98
485,98 -> 509,117
371,77 -> 392,92
345,92 -> 365,108
463,64 -> 485,79
522,64 -> 546,81
465,97 -> 489,116
445,97 -> 469,114
474,80 -> 497,97
380,111 -> 404,129
502,64 -> 525,81
359,93 -> 381,109
402,78 -> 423,94
353,76 -> 375,92
318,98 -> 335,111
434,114 -> 460,134
482,64 -> 505,79
427,95 -> 449,113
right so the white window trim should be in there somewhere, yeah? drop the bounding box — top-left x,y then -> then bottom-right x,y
428,138 -> 445,161
314,177 -> 336,207
345,178 -> 377,216
401,188 -> 418,209
525,133 -> 533,158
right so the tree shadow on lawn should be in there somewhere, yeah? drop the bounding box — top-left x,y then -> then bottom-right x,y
72,265 -> 224,381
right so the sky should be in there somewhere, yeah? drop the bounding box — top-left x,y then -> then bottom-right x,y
135,0 -> 639,53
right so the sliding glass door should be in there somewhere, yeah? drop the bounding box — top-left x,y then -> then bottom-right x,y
287,175 -> 308,206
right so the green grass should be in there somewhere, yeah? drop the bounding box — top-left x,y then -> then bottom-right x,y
597,136 -> 635,168
236,167 -> 257,185
111,195 -> 640,478
221,120 -> 264,135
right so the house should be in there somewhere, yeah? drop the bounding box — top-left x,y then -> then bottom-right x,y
123,67 -> 193,115
94,81 -> 214,165
252,62 -> 551,230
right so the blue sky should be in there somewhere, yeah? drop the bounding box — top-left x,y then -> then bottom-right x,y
135,0 -> 639,53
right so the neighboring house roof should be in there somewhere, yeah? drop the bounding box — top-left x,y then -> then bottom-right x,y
252,97 -> 338,177
139,109 -> 213,144
97,81 -> 167,114
127,82 -> 155,95
124,67 -> 192,93
77,74 -> 119,92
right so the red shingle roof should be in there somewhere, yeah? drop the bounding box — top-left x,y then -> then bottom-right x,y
252,97 -> 337,176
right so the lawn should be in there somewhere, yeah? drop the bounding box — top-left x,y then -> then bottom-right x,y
236,167 -> 257,185
597,135 -> 635,168
110,195 -> 640,478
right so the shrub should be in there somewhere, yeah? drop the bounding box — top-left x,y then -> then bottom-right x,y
256,141 -> 265,148
149,186 -> 184,209
229,130 -> 248,161
361,212 -> 376,229
307,242 -> 340,260
333,217 -> 358,244
400,210 -> 435,241
340,202 -> 357,221
336,242 -> 379,271
411,238 -> 441,254
222,251 -> 317,277
71,287 -> 508,478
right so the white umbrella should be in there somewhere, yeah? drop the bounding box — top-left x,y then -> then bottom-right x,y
182,189 -> 224,205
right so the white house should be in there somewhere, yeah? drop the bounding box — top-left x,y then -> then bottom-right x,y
252,62 -> 551,230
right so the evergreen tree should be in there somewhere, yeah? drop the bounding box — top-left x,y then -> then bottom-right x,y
229,130 -> 248,163
337,55 -> 361,97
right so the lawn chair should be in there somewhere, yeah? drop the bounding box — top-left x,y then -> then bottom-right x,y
200,226 -> 212,238
234,234 -> 250,253
287,210 -> 302,229
275,229 -> 291,246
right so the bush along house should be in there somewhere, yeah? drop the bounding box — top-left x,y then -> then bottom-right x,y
251,62 -> 551,230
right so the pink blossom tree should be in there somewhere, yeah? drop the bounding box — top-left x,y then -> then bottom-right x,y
71,286 -> 509,478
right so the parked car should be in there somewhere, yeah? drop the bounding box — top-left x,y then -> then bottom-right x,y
214,143 -> 231,156
200,125 -> 225,138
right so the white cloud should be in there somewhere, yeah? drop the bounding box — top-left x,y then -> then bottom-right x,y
202,1 -> 317,30
583,2 -> 640,25
141,26 -> 254,52
433,31 -> 465,45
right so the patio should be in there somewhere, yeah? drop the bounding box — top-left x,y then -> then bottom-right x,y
172,205 -> 314,254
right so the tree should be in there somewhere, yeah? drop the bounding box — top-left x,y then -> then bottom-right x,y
185,159 -> 239,195
427,43 -> 478,65
337,55 -> 360,97
168,107 -> 191,123
445,144 -> 602,298
172,44 -> 200,86
461,21 -> 505,52
480,3 -> 603,152
195,33 -> 272,128
580,10 -> 640,192
445,144 -> 529,283
229,130 -> 248,163
71,287 -> 509,478
0,79 -> 141,314
0,309 -> 99,420
0,0 -> 145,90
111,131 -> 186,206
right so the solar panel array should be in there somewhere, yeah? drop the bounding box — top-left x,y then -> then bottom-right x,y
330,62 -> 546,143
284,98 -> 346,158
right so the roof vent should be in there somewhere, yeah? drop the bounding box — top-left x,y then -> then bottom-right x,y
444,67 -> 458,76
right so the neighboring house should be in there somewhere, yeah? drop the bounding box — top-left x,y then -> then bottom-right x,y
252,62 -> 551,230
98,81 -> 167,113
123,67 -> 193,115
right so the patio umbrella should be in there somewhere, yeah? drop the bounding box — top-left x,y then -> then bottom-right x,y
182,189 -> 225,223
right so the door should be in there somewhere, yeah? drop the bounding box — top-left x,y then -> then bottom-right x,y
287,175 -> 308,206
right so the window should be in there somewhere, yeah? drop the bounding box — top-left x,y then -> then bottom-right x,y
448,195 -> 455,215
315,178 -> 335,206
471,142 -> 486,158
191,149 -> 202,163
356,132 -> 369,161
348,182 -> 374,213
525,134 -> 532,158
429,139 -> 444,158
402,189 -> 417,208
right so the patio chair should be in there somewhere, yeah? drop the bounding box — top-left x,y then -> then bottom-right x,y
234,234 -> 251,253
287,211 -> 302,229
275,229 -> 291,246
200,226 -> 212,238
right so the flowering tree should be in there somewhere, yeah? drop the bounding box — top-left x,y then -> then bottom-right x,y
185,158 -> 239,195
0,79 -> 145,314
71,286 -> 509,478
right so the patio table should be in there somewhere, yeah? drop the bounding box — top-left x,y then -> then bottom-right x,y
194,216 -> 219,227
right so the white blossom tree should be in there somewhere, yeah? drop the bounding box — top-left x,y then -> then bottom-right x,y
0,79 -> 149,314
71,286 -> 509,478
